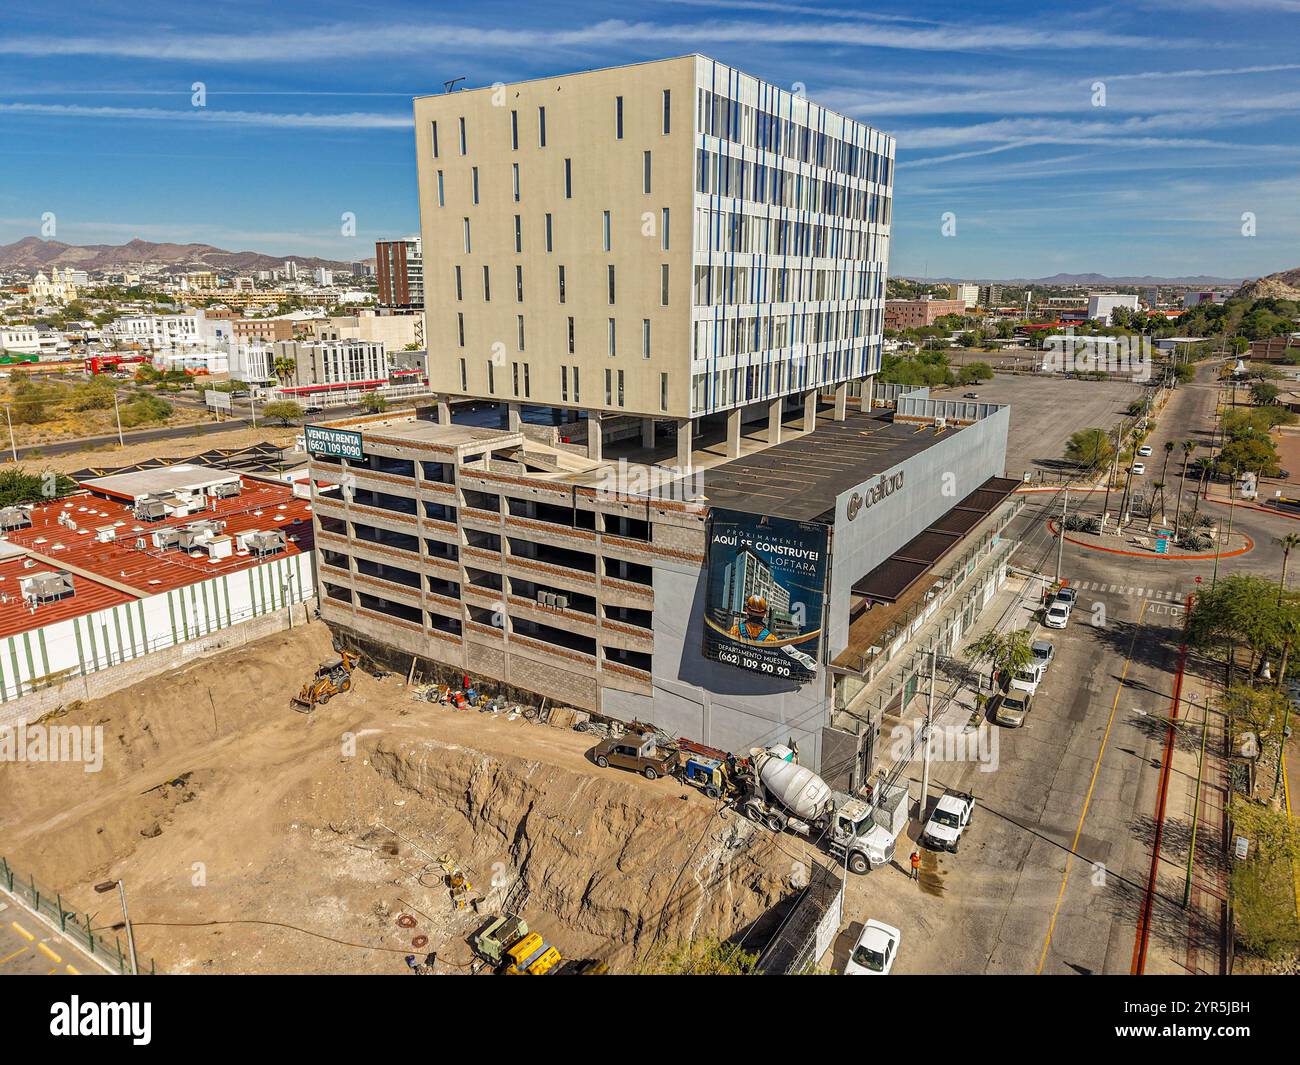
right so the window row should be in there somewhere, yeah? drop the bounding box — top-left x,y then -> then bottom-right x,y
696,148 -> 892,225
691,306 -> 884,360
693,206 -> 889,262
451,262 -> 671,307
692,263 -> 885,306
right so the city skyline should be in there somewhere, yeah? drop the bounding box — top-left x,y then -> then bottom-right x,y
1,1 -> 1297,279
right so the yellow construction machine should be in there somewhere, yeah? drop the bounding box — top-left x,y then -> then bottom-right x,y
290,651 -> 359,712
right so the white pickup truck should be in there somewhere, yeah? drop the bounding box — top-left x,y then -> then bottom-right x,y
921,790 -> 976,853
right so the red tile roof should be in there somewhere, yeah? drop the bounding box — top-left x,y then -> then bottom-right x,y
0,475 -> 315,641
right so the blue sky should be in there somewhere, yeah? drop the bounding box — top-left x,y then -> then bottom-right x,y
2,0 -> 1297,280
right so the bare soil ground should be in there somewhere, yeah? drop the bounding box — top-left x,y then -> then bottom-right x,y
11,424 -> 300,474
0,622 -> 794,974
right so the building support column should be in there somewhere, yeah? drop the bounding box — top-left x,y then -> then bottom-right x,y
436,394 -> 451,424
833,382 -> 848,421
802,389 -> 818,431
586,411 -> 603,462
727,408 -> 742,458
641,417 -> 656,449
676,417 -> 693,472
507,401 -> 522,432
861,375 -> 875,413
767,397 -> 783,446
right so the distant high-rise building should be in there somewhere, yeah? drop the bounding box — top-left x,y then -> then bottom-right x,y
1086,293 -> 1139,322
375,236 -> 424,310
283,260 -> 299,281
950,282 -> 979,309
313,267 -> 334,286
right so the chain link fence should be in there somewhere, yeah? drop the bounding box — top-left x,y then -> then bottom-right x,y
0,856 -> 156,975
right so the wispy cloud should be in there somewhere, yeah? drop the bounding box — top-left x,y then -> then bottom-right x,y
0,102 -> 411,130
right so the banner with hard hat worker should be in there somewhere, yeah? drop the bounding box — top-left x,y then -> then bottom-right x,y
701,508 -> 829,682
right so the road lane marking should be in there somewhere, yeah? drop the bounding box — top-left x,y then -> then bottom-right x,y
65,964 -> 80,975
37,942 -> 62,963
1037,599 -> 1149,975
0,947 -> 28,965
10,922 -> 34,941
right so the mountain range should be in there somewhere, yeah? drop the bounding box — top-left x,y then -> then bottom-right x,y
0,237 -> 363,275
908,272 -> 1245,287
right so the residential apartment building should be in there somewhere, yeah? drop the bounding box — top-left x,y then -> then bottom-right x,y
412,55 -> 894,466
376,237 -> 425,309
270,338 -> 388,393
883,297 -> 966,330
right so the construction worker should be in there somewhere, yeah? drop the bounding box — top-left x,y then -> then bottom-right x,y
910,850 -> 921,881
729,595 -> 779,643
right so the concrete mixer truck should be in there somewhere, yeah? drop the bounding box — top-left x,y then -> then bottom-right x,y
738,745 -> 907,875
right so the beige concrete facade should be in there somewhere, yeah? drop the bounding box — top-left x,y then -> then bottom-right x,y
413,55 -> 894,427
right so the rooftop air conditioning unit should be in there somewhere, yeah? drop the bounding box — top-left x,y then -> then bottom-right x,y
554,595 -> 568,610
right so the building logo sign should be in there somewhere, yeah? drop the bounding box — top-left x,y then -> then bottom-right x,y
701,508 -> 829,682
304,425 -> 364,461
846,471 -> 904,521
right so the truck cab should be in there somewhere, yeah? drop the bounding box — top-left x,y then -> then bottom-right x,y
828,785 -> 908,875
591,731 -> 676,780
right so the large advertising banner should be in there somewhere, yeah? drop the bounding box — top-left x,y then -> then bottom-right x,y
702,509 -> 830,682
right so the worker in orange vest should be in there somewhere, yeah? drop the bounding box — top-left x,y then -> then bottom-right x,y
909,850 -> 921,881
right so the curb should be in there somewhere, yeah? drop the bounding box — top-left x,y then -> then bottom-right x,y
1046,519 -> 1254,560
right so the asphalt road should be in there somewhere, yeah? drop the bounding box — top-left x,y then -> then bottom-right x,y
0,894 -> 101,975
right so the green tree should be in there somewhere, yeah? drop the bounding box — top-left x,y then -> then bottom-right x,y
1228,798 -> 1300,962
635,936 -> 759,975
263,400 -> 304,426
964,627 -> 1035,691
1251,381 -> 1280,406
118,394 -> 173,427
361,393 -> 389,413
0,467 -> 77,507
1063,427 -> 1113,470
273,356 -> 297,385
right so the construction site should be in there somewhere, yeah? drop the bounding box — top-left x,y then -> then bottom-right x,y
0,619 -> 841,975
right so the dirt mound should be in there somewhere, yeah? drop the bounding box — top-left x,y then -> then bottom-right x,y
364,736 -> 789,967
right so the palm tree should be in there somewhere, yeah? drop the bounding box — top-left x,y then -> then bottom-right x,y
1173,439 -> 1197,537
1276,533 -> 1300,604
273,355 -> 296,385
1160,439 -> 1175,488
1152,481 -> 1167,524
1188,456 -> 1216,531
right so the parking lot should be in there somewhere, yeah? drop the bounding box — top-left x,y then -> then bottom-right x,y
949,373 -> 1142,479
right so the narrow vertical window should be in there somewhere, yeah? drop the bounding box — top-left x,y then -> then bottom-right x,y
605,368 -> 612,406
456,315 -> 465,348
602,210 -> 611,252
660,372 -> 668,412
642,319 -> 651,359
482,265 -> 491,301
471,166 -> 479,204
545,213 -> 553,252
512,162 -> 520,202
514,214 -> 522,253
618,369 -> 625,407
487,360 -> 495,394
573,367 -> 580,403
558,265 -> 566,304
462,217 -> 471,253
458,357 -> 467,390
431,120 -> 439,158
437,170 -> 445,207
661,207 -> 670,250
607,318 -> 616,357
458,116 -> 467,155
615,96 -> 624,139
517,314 -> 526,351
607,265 -> 616,305
512,362 -> 520,396
538,106 -> 546,147
662,89 -> 671,134
510,109 -> 519,150
567,316 -> 575,354
515,265 -> 524,302
660,263 -> 669,306
643,150 -> 652,193
561,365 -> 568,402
564,158 -> 572,199
454,265 -> 463,301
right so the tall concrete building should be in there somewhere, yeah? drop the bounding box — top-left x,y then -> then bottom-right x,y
412,55 -> 894,468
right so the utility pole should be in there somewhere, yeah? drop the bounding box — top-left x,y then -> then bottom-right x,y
112,392 -> 125,448
249,396 -> 257,429
920,647 -> 935,822
5,406 -> 16,462
1055,486 -> 1069,584
94,878 -> 139,975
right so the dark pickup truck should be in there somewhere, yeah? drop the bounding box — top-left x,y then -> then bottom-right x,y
591,731 -> 676,780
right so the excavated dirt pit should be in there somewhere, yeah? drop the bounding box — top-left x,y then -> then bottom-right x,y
0,622 -> 803,973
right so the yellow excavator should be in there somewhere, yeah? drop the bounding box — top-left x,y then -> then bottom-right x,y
291,651 -> 359,712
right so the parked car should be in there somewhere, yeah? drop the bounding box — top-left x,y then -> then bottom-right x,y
1053,587 -> 1077,609
1137,444 -> 1153,457
844,919 -> 901,975
1010,662 -> 1046,696
1044,601 -> 1071,629
1032,639 -> 1056,671
1132,462 -> 1146,475
922,790 -> 976,852
591,731 -> 676,780
963,391 -> 979,399
303,405 -> 324,415
995,689 -> 1034,728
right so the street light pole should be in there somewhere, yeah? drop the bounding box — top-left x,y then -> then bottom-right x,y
94,878 -> 138,975
1055,487 -> 1068,584
112,393 -> 125,448
920,647 -> 935,822
5,406 -> 16,462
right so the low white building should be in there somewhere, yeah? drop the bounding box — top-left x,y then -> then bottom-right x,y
1086,293 -> 1139,322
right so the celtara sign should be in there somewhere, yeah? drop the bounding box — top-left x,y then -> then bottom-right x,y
304,425 -> 364,461
846,470 -> 904,521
